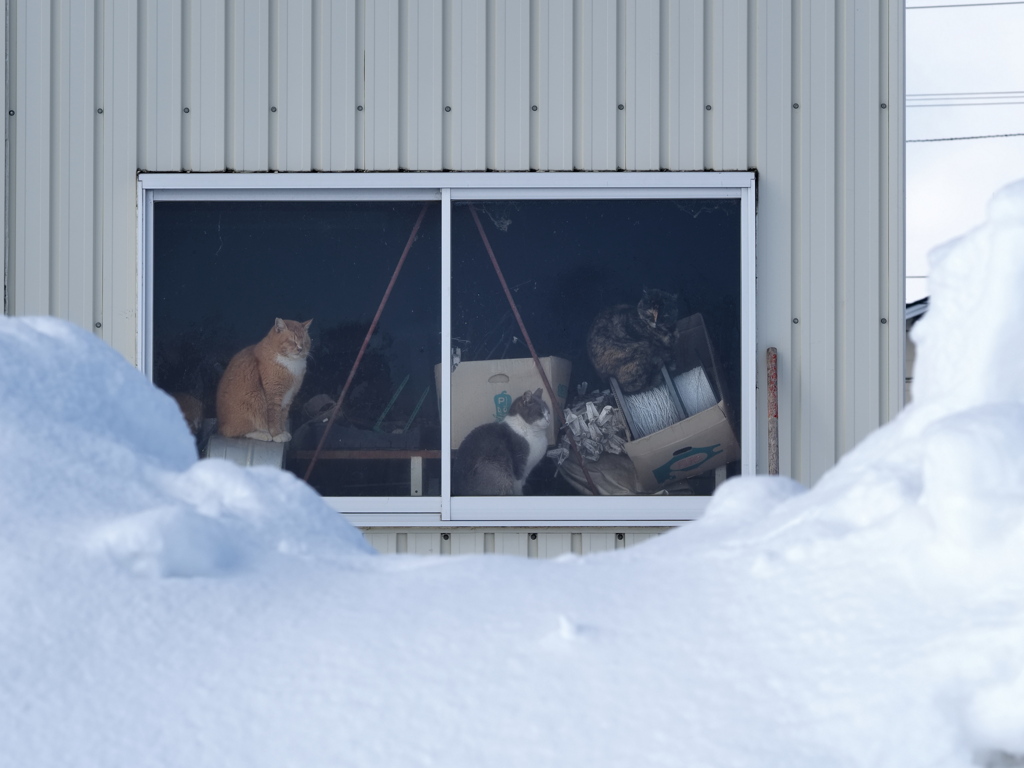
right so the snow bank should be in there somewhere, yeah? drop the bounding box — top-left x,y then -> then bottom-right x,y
5,181 -> 1024,767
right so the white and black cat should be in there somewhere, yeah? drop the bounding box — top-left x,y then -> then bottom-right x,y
452,388 -> 551,496
587,288 -> 679,394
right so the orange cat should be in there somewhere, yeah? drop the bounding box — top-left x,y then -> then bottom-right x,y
215,318 -> 313,442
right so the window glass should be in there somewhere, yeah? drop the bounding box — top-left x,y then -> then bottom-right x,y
153,200 -> 442,497
450,199 -> 742,496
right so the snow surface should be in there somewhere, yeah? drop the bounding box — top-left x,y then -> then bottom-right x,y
5,183 -> 1024,767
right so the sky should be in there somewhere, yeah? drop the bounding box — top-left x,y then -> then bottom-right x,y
906,0 -> 1024,302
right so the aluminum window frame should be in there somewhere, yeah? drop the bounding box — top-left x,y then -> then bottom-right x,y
138,172 -> 756,527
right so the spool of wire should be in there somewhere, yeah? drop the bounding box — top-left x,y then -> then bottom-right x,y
616,366 -> 718,439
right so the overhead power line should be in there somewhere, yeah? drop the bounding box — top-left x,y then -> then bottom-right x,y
908,131 -> 1024,142
908,1 -> 1024,9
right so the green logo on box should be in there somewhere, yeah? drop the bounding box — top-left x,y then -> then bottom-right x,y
493,391 -> 512,421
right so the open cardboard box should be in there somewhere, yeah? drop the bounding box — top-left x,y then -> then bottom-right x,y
434,356 -> 572,449
618,313 -> 739,492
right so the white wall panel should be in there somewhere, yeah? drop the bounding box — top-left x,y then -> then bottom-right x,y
573,0 -> 617,170
445,0 -> 487,169
227,0 -> 269,171
5,0 -> 906,491
185,0 -> 227,171
399,0 -> 442,170
138,0 -> 182,172
313,0 -> 356,171
622,0 -> 660,171
364,0 -> 400,170
489,0 -> 530,170
531,0 -> 573,170
271,0 -> 312,171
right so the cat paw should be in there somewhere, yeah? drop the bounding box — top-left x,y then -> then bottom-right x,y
245,430 -> 274,441
272,431 -> 292,443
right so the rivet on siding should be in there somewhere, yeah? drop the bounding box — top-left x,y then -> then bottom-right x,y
445,105 -> 452,112
532,105 -> 538,111
530,532 -> 537,540
270,106 -> 277,113
881,103 -> 888,109
94,322 -> 102,329
97,108 -> 103,114
793,103 -> 799,109
357,105 -> 363,111
793,317 -> 800,324
8,110 -> 13,116
616,533 -> 625,541
705,104 -> 712,111
618,104 -> 624,110
881,318 -> 888,324
442,533 -> 450,541
183,107 -> 190,113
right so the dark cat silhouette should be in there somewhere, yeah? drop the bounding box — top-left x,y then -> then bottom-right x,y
587,289 -> 678,393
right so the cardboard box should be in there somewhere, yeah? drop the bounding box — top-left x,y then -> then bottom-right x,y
618,314 -> 740,492
435,356 -> 572,449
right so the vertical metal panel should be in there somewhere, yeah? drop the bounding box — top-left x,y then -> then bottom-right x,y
622,0 -> 659,170
489,0 -> 530,170
444,0 -> 486,169
227,0 -> 269,171
582,532 -> 615,554
884,0 -> 906,420
660,0 -> 703,171
531,0 -> 573,170
270,0 -> 312,171
185,0 -> 227,171
364,0 -> 400,170
537,533 -> 572,558
138,0 -> 182,172
794,0 -> 838,482
312,0 -> 356,171
101,0 -> 140,359
494,533 -> 528,557
399,0 -> 442,170
53,0 -> 97,330
754,0 -> 794,476
451,532 -> 485,555
408,532 -> 441,555
706,0 -> 748,170
12,0 -> 52,316
363,531 -> 397,553
573,0 -> 617,170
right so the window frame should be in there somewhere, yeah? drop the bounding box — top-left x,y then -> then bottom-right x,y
138,172 -> 756,527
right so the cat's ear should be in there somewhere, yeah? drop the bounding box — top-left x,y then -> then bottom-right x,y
274,317 -> 286,333
533,388 -> 544,401
302,319 -> 313,330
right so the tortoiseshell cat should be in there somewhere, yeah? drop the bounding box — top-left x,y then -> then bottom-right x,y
453,389 -> 551,495
587,289 -> 678,394
216,318 -> 313,442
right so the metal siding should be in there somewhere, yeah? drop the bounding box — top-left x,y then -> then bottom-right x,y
538,533 -> 573,559
5,0 -> 905,490
138,0 -> 182,172
313,0 -> 356,171
271,0 -> 313,171
623,0 -> 659,171
660,0 -> 703,171
531,0 -> 573,170
489,0 -> 530,171
364,0 -> 399,170
186,0 -> 227,172
227,0 -> 269,171
445,0 -> 486,170
574,0 -> 617,170
399,0 -> 442,170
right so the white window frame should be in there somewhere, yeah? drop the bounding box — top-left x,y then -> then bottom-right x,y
138,172 -> 756,527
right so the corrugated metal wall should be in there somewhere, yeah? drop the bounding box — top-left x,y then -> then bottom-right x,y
3,0 -> 904,487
